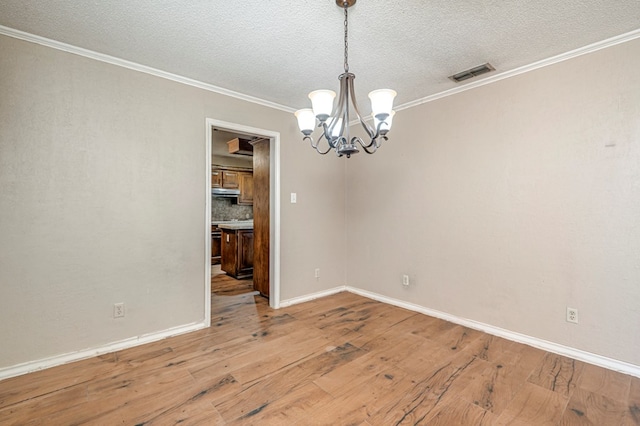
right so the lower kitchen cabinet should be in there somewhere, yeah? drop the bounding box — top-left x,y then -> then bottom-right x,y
211,225 -> 221,265
221,228 -> 254,279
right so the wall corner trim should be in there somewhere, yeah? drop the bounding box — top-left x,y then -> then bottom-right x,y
345,286 -> 640,379
0,321 -> 207,382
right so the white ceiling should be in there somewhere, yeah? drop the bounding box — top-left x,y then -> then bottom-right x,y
1,1 -> 639,115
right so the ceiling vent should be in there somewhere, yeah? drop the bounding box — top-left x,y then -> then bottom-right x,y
449,63 -> 495,83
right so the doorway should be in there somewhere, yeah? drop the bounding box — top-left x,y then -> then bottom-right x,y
204,119 -> 280,326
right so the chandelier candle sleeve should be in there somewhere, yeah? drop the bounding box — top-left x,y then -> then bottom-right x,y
293,0 -> 397,158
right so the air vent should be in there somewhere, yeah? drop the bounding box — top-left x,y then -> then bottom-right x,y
449,63 -> 495,83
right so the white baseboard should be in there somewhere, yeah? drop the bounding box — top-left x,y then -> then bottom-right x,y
345,286 -> 640,379
279,286 -> 347,308
4,288 -> 638,381
0,321 -> 207,381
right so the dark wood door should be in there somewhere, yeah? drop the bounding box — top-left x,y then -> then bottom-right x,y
238,230 -> 254,276
252,139 -> 270,297
220,229 -> 236,276
238,172 -> 253,205
211,227 -> 221,265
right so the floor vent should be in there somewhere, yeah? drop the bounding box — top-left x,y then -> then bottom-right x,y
449,63 -> 495,83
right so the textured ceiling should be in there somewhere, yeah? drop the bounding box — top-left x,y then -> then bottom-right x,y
1,1 -> 639,115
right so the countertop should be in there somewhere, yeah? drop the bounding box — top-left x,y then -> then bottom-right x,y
215,220 -> 253,230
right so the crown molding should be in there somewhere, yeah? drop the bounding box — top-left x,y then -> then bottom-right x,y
2,24 -> 640,127
396,28 -> 640,112
0,25 -> 296,114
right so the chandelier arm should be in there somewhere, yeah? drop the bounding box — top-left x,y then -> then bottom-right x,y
303,135 -> 334,155
328,74 -> 349,137
347,77 -> 376,139
355,137 -> 377,153
352,136 -> 379,154
320,122 -> 340,149
352,133 -> 388,153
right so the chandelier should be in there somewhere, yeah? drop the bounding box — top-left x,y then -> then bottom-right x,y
294,0 -> 397,158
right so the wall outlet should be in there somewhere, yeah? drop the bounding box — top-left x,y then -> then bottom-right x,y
114,302 -> 125,318
566,307 -> 578,324
314,268 -> 320,279
402,275 -> 410,286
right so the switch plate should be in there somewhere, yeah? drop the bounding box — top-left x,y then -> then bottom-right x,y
291,193 -> 297,203
315,268 -> 320,279
402,275 -> 410,286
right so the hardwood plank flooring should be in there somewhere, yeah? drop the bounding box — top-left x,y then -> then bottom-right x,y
1,284 -> 639,425
211,266 -> 254,296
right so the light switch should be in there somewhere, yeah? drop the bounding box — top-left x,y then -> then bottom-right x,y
291,193 -> 297,203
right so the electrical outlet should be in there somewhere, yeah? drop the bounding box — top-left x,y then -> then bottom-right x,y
402,275 -> 410,286
114,303 -> 125,318
315,268 -> 320,279
566,307 -> 578,324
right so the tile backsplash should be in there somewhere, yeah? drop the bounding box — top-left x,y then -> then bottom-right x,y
212,197 -> 253,221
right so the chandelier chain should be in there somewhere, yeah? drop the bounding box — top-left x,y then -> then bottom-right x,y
343,3 -> 349,72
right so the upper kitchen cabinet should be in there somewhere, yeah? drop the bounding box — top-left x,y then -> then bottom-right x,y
212,166 -> 253,205
211,167 -> 242,189
238,172 -> 253,205
221,170 -> 239,189
211,169 -> 222,188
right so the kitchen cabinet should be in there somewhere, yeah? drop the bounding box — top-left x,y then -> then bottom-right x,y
211,169 -> 222,188
211,167 -> 241,189
238,172 -> 253,205
221,228 -> 254,279
221,170 -> 239,189
211,225 -> 221,265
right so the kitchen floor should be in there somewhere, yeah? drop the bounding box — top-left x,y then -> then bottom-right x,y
211,264 -> 255,296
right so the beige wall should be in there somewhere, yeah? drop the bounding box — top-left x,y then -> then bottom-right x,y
347,38 -> 640,365
2,29 -> 638,374
0,34 -> 346,370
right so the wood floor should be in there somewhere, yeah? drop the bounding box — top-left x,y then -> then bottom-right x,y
211,265 -> 254,296
1,276 -> 639,425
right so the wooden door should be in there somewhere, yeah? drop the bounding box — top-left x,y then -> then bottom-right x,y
238,172 -> 253,205
221,170 -> 239,189
220,229 -> 236,276
211,226 -> 221,265
238,230 -> 254,276
252,139 -> 270,297
211,169 -> 222,188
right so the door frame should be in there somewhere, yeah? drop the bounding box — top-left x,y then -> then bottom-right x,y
204,118 -> 281,323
